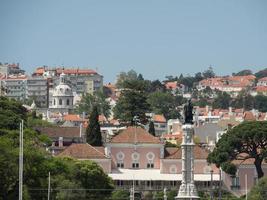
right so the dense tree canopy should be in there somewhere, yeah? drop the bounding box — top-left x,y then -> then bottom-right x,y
86,106 -> 102,146
208,121 -> 267,178
212,92 -> 231,109
0,98 -> 113,199
75,91 -> 111,118
248,176 -> 267,200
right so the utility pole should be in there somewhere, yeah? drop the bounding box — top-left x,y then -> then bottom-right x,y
19,120 -> 24,200
210,169 -> 214,200
47,172 -> 51,200
245,174 -> 248,200
219,168 -> 222,200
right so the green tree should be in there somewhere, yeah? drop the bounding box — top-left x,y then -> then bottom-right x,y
74,160 -> 114,199
116,69 -> 138,88
208,121 -> 267,178
76,91 -> 111,118
148,121 -> 155,136
248,177 -> 267,200
0,96 -> 27,130
111,190 -> 129,200
233,69 -> 253,76
147,91 -> 181,120
86,106 -> 102,146
212,92 -> 231,109
202,66 -> 216,79
255,68 -> 267,79
232,92 -> 255,110
113,79 -> 150,124
255,95 -> 267,112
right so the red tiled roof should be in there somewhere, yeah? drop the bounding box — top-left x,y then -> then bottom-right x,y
35,127 -> 82,138
164,146 -> 209,159
153,114 -> 166,123
111,126 -> 161,144
258,77 -> 267,82
57,143 -> 107,159
243,111 -> 256,121
56,68 -> 97,75
63,114 -> 86,122
256,86 -> 267,92
165,81 -> 178,90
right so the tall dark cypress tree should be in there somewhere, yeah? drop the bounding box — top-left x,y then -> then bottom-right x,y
86,105 -> 102,146
148,121 -> 155,136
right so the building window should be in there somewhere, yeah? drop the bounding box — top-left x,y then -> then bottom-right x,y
67,99 -> 70,105
147,163 -> 154,168
54,99 -> 56,105
59,99 -> 62,105
132,162 -> 139,169
117,162 -> 124,168
231,176 -> 240,188
116,180 -> 123,186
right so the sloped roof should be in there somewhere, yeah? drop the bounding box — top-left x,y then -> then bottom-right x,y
110,126 -> 161,144
153,114 -> 166,123
63,114 -> 86,122
35,126 -> 82,138
164,146 -> 209,159
57,143 -> 107,159
243,111 -> 256,121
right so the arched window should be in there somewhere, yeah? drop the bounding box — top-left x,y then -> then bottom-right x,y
54,99 -> 56,105
59,99 -> 62,105
67,99 -> 70,105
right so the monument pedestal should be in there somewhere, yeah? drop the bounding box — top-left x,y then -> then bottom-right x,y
175,124 -> 199,200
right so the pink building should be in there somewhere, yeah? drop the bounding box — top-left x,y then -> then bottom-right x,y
55,126 -> 266,196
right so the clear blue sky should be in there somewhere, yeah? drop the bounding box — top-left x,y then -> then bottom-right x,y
0,0 -> 267,83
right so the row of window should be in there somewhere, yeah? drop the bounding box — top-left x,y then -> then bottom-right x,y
53,98 -> 72,106
117,162 -> 154,169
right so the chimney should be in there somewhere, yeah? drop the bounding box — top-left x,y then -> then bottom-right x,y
82,112 -> 85,120
58,137 -> 63,147
229,107 -> 232,115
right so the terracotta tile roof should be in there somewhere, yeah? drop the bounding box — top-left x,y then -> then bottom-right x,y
258,113 -> 266,121
164,146 -> 209,159
256,86 -> 267,92
110,126 -> 161,144
243,111 -> 256,121
165,81 -> 178,90
153,114 -> 166,123
57,143 -> 107,159
63,114 -> 86,122
258,77 -> 267,82
56,68 -> 97,75
35,127 -> 82,138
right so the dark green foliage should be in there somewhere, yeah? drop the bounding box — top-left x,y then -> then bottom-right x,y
76,91 -> 111,118
255,95 -> 267,112
111,190 -> 130,200
113,79 -> 150,124
148,121 -> 155,136
147,91 -> 183,120
233,69 -> 253,76
86,106 -> 102,146
255,68 -> 267,79
208,121 -> 267,178
0,96 -> 27,130
202,66 -> 216,79
248,176 -> 267,200
212,92 -> 231,109
232,92 -> 255,110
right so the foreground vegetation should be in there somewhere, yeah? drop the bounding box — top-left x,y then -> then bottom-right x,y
0,97 -> 114,200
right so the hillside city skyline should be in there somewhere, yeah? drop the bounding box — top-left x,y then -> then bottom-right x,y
1,0 -> 267,82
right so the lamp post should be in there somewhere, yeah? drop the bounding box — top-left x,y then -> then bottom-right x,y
210,169 -> 214,200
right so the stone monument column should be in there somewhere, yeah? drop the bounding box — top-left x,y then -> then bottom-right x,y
176,100 -> 199,199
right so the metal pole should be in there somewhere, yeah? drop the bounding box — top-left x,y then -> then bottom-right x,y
19,120 -> 24,200
219,168 -> 222,200
245,174 -> 248,200
210,169 -> 214,200
48,172 -> 51,200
